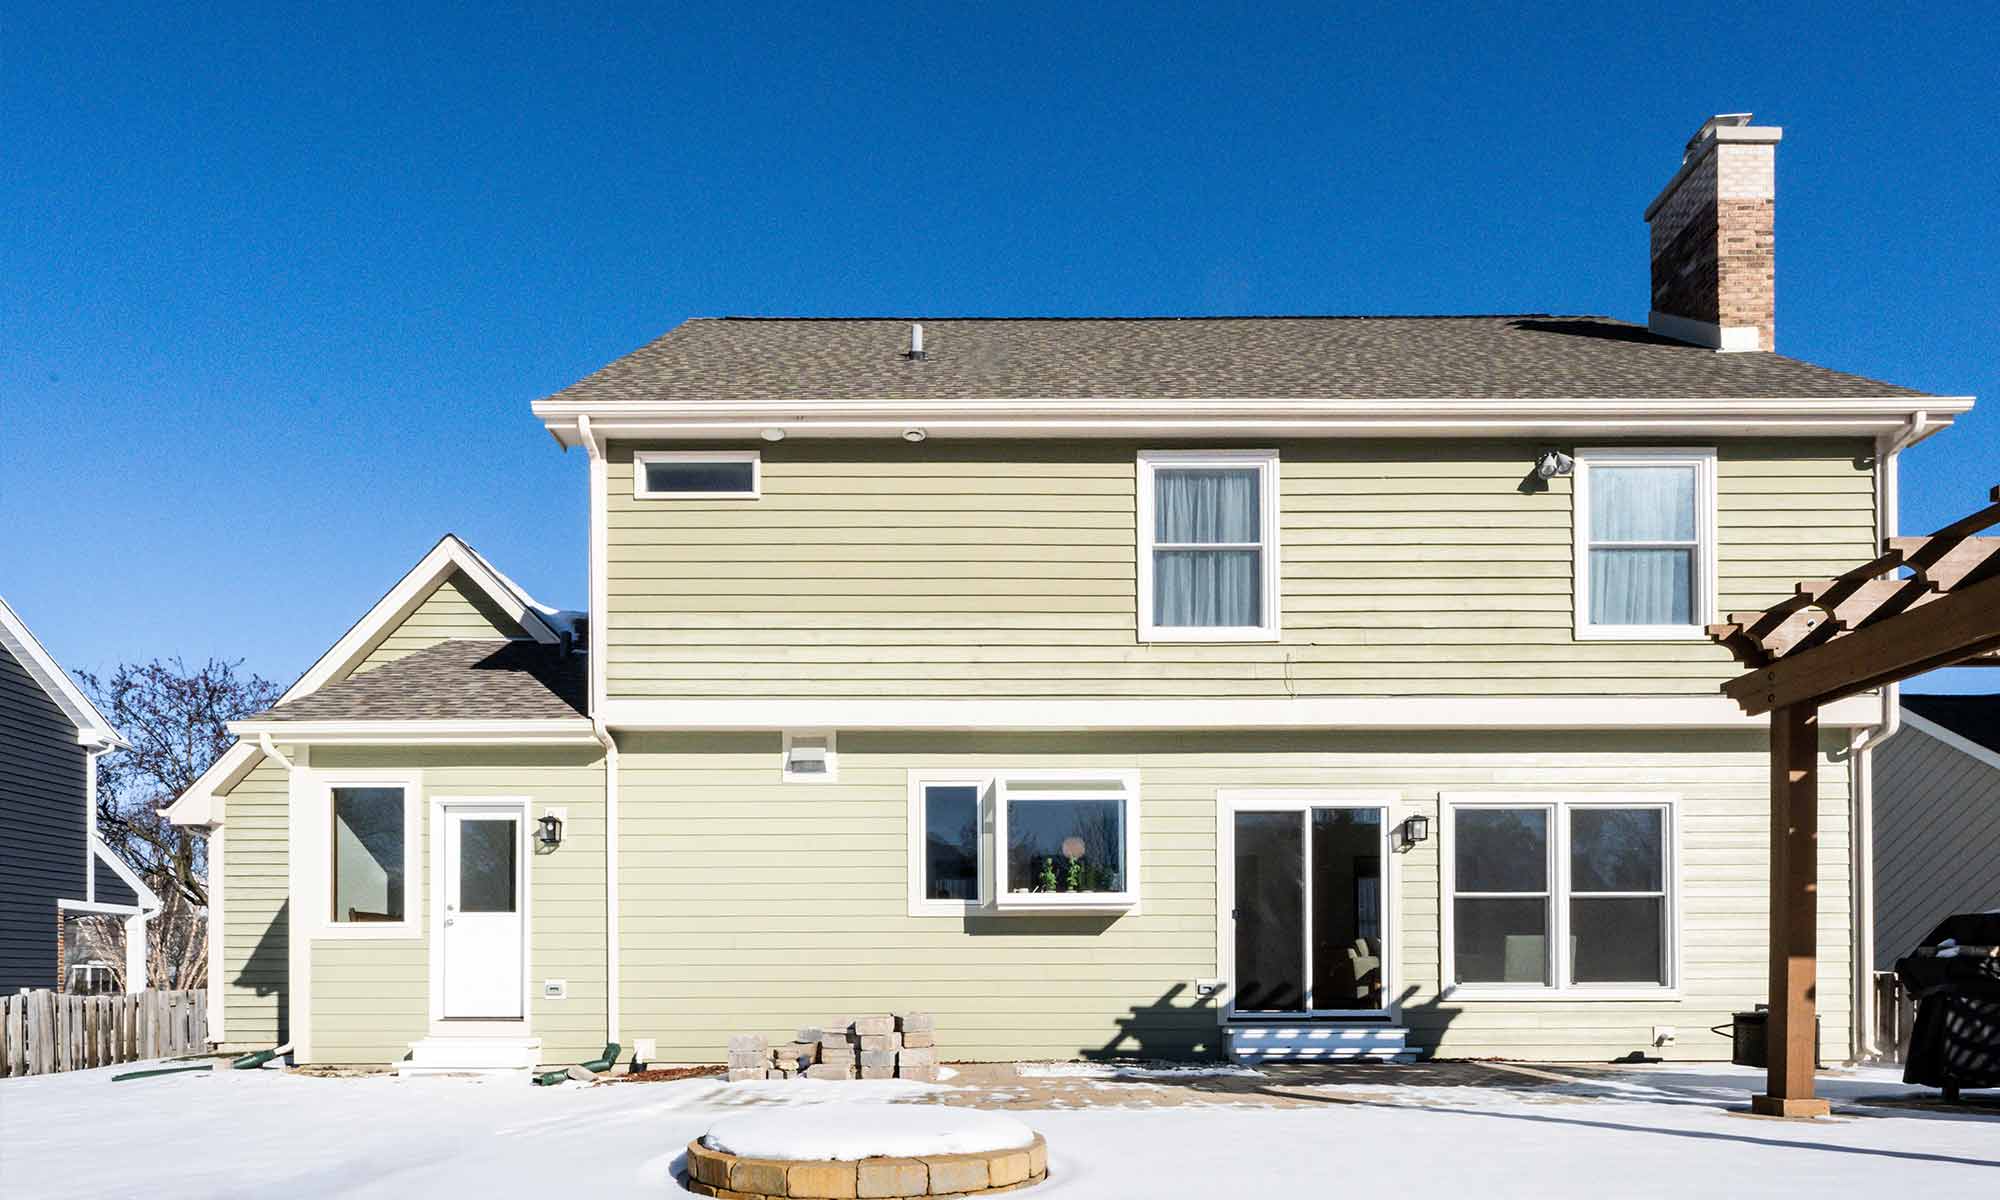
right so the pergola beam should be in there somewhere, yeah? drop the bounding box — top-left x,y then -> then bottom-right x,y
1722,573 -> 2000,716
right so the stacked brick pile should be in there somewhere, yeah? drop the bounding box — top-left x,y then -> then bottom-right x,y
726,1013 -> 937,1083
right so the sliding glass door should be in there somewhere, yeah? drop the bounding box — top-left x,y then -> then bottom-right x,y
1231,803 -> 1388,1016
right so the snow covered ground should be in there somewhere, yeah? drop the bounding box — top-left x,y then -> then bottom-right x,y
1,1061 -> 1993,1198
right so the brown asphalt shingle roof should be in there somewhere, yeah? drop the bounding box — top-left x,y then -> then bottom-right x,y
252,640 -> 587,723
538,316 -> 1933,406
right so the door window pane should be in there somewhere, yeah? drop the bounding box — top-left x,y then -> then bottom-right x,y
458,819 -> 518,914
1234,811 -> 1304,1012
1310,808 -> 1384,1010
1571,897 -> 1666,984
1570,808 -> 1665,892
1590,466 -> 1696,541
332,787 -> 404,923
1453,897 -> 1549,984
1454,808 -> 1548,893
923,785 -> 980,902
1006,797 -> 1125,895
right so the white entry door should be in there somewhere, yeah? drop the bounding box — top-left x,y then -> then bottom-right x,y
440,807 -> 524,1019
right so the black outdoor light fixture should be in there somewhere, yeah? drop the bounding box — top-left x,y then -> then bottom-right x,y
536,812 -> 564,849
1397,814 -> 1431,850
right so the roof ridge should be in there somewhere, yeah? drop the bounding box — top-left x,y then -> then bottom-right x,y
703,313 -> 1592,323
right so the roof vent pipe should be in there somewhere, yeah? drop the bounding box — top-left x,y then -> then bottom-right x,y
907,323 -> 925,360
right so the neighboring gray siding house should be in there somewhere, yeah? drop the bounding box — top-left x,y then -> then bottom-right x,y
0,597 -> 159,992
1874,694 -> 2000,969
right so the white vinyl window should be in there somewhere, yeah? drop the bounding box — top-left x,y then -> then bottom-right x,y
633,450 -> 761,499
1137,450 -> 1280,641
1573,447 -> 1716,639
317,775 -> 421,939
907,770 -> 1141,915
1441,793 -> 1678,998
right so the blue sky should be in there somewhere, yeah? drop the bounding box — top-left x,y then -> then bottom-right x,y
3,3 -> 1994,693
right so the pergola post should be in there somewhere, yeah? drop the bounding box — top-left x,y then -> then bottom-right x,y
1751,701 -> 1831,1118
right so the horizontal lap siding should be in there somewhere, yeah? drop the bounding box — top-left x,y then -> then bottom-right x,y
604,439 -> 1875,699
616,731 -> 1853,1064
1872,728 -> 2000,968
305,747 -> 606,1065
0,643 -> 87,993
220,756 -> 290,1052
353,571 -> 527,673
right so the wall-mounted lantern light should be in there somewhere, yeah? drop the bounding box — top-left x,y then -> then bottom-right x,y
536,812 -> 564,849
1397,814 -> 1431,850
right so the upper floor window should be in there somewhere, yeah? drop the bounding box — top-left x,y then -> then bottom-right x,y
1573,447 -> 1715,639
1137,450 -> 1280,642
634,450 -> 760,499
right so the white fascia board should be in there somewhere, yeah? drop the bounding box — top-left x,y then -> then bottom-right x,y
92,835 -> 162,911
1899,710 -> 2000,774
0,595 -> 128,747
225,718 -> 600,746
599,694 -> 1883,732
278,535 -> 563,705
533,396 -> 1970,446
164,739 -> 261,826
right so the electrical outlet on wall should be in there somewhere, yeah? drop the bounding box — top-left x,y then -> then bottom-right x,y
543,979 -> 568,1000
1195,978 -> 1226,998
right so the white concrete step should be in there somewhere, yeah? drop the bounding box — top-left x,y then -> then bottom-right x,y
1226,1023 -> 1414,1064
397,1036 -> 542,1078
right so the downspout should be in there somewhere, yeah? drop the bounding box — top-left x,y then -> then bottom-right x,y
578,415 -> 620,1045
1847,409 -> 1926,1059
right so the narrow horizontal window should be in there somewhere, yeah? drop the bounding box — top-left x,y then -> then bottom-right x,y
634,451 -> 760,498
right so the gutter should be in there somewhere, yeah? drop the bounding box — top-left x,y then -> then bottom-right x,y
578,414 -> 620,1044
1847,409 -> 1928,1060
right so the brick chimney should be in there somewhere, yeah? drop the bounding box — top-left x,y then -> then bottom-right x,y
1643,113 -> 1782,352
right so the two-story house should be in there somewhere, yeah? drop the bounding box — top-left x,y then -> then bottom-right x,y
1,596 -> 159,994
167,114 -> 1975,1074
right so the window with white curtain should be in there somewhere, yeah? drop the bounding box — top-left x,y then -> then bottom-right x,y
1137,450 -> 1280,641
1573,447 -> 1715,639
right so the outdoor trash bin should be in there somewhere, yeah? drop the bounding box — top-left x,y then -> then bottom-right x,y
1893,911 -> 2000,1102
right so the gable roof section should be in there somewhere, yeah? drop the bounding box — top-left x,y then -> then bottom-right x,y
0,595 -> 126,747
165,536 -> 579,826
1902,694 -> 2000,765
243,639 -> 586,723
537,315 -> 1945,406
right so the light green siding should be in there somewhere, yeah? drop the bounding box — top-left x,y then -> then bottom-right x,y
302,746 -> 608,1065
353,570 -> 527,673
217,754 -> 291,1053
603,438 -> 1875,699
617,731 -> 1852,1064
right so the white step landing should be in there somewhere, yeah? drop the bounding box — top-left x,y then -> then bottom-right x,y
1226,1024 -> 1414,1064
397,1036 -> 542,1079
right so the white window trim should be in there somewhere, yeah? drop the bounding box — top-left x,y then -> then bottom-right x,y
427,796 -> 533,1028
781,729 -> 838,783
1213,789 -> 1404,1023
906,768 -> 1141,916
1136,449 -> 1281,643
1439,791 -> 1682,1001
632,449 -> 762,499
906,776 -> 992,917
1572,446 -> 1718,641
312,771 -> 423,940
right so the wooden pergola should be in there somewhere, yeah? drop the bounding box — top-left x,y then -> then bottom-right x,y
1708,486 -> 2000,1117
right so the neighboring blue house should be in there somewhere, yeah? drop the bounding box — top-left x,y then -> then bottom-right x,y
0,596 -> 159,993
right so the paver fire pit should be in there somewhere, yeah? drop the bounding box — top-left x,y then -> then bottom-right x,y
683,1105 -> 1047,1198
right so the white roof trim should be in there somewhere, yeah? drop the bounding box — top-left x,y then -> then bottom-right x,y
1900,709 -> 2000,775
277,534 -> 564,705
0,595 -> 127,747
225,718 -> 599,746
92,834 -> 162,911
163,739 -> 260,827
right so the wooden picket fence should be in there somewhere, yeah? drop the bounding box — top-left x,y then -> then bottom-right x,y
0,989 -> 209,1077
1872,971 -> 1917,1064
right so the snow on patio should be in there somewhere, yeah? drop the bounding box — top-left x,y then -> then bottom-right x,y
1,1060 -> 1993,1198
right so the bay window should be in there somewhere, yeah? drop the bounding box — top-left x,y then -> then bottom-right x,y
908,771 -> 1141,915
1443,793 -> 1676,995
